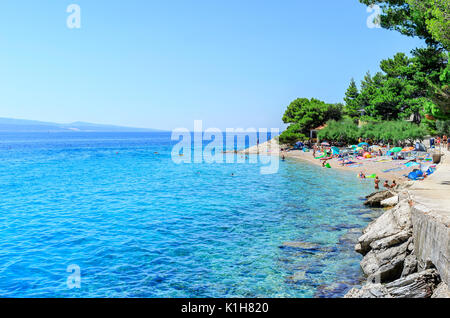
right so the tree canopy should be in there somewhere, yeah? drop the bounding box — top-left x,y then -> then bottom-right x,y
279,98 -> 342,144
406,0 -> 450,50
279,1 -> 449,145
319,119 -> 428,145
345,48 -> 449,123
359,0 -> 440,46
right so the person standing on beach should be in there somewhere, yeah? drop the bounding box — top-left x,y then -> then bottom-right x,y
374,176 -> 380,190
443,135 -> 448,149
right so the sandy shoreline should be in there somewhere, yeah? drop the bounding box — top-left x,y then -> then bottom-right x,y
284,150 -> 414,183
240,139 -> 441,188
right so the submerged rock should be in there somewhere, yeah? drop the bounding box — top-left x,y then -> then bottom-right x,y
287,271 -> 306,282
280,241 -> 318,250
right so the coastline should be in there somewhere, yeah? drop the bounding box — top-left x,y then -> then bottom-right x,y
345,150 -> 450,298
240,139 -> 439,186
242,139 -> 449,298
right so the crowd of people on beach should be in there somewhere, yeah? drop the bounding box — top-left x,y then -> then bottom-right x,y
279,133 -> 448,190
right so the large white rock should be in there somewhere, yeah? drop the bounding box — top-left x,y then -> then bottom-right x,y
360,239 -> 410,282
381,195 -> 399,207
356,200 -> 412,255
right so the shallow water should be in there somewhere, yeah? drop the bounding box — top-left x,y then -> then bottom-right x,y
0,132 -> 375,297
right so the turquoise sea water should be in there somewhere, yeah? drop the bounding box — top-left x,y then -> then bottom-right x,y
0,132 -> 375,298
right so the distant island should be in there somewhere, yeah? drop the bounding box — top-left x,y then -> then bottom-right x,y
0,118 -> 165,133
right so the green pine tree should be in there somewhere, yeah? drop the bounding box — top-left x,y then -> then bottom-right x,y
344,78 -> 360,117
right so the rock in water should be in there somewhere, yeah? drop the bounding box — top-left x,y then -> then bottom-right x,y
364,191 -> 395,207
280,241 -> 318,249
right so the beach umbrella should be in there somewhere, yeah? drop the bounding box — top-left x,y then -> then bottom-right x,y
331,146 -> 340,155
356,147 -> 363,151
358,142 -> 369,147
321,142 -> 330,146
402,147 -> 414,152
390,147 -> 402,153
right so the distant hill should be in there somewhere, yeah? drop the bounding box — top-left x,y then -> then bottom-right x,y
0,118 -> 165,132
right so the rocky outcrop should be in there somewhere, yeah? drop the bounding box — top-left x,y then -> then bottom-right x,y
361,238 -> 411,283
364,190 -> 395,207
345,269 -> 440,298
385,269 -> 440,298
355,199 -> 411,255
346,189 -> 445,298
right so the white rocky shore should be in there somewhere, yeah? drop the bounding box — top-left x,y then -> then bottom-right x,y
345,183 -> 450,298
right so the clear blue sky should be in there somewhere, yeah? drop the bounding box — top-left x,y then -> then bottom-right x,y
0,0 -> 425,130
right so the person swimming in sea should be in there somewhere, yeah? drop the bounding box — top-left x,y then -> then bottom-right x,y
383,180 -> 390,188
358,171 -> 365,179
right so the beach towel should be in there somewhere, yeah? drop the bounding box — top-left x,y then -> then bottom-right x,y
347,164 -> 363,168
404,162 -> 420,168
382,167 -> 407,173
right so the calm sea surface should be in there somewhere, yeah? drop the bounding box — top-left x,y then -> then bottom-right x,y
0,132 -> 375,297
